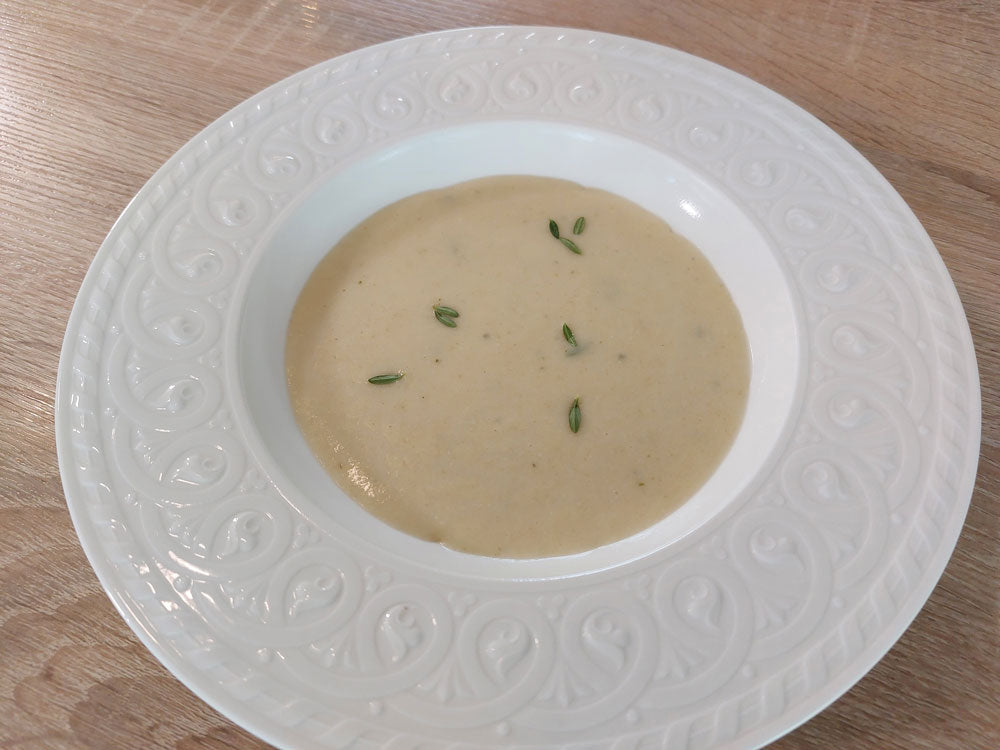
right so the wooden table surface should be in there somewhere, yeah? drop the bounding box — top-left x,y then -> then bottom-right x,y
1,1 -> 997,748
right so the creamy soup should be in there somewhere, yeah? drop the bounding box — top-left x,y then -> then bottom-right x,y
286,176 -> 749,558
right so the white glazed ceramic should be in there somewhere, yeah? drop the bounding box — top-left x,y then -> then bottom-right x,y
55,27 -> 980,750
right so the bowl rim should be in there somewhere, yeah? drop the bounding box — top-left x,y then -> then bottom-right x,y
55,25 -> 981,750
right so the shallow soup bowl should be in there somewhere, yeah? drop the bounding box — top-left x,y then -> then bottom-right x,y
56,27 -> 980,750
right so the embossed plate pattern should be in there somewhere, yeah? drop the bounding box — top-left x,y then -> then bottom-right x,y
56,27 -> 980,749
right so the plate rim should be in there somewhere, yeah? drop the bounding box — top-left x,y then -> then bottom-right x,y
55,24 -> 981,750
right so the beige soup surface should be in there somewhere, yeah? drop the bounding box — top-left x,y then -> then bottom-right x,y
286,176 -> 749,558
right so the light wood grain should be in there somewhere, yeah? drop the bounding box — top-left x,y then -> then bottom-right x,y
1,1 -> 997,748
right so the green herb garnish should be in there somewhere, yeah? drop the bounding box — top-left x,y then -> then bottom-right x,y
559,237 -> 582,255
549,219 -> 560,238
368,372 -> 404,384
562,323 -> 578,347
573,216 -> 586,235
568,397 -> 582,433
433,304 -> 460,327
435,311 -> 457,327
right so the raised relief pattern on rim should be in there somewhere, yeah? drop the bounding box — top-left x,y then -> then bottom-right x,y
58,27 -> 976,750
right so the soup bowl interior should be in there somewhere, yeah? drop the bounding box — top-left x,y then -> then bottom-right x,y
235,120 -> 802,581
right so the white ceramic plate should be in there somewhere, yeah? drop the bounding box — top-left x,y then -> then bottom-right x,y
56,27 -> 980,749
